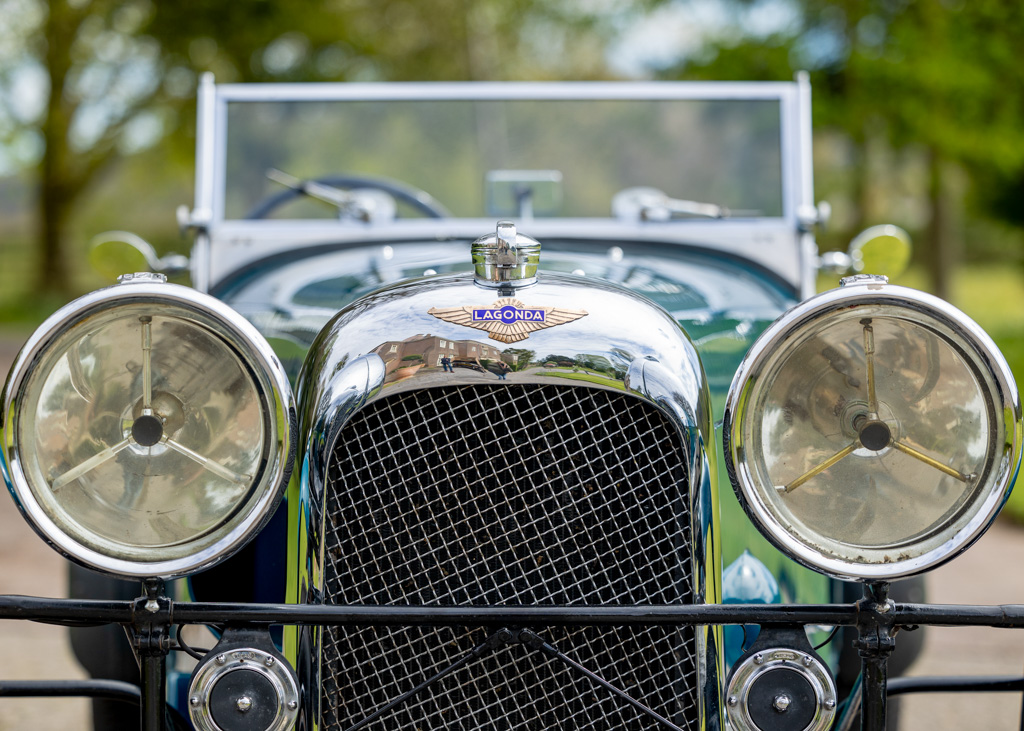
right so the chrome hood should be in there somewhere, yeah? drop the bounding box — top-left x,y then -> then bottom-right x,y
290,265 -> 724,727
296,270 -> 715,486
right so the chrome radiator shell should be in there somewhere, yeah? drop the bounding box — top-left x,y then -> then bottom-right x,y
293,272 -> 721,729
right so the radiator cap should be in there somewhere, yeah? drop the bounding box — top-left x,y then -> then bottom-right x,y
472,220 -> 541,288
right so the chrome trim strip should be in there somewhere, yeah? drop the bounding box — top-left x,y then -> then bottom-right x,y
214,80 -> 801,102
625,355 -> 722,728
795,71 -> 819,300
192,72 -> 217,293
305,354 -> 386,520
796,71 -> 815,225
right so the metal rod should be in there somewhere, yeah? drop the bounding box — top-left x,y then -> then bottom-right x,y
51,438 -> 132,490
0,595 -> 134,622
518,629 -> 685,731
141,652 -> 166,731
861,654 -> 888,731
7,595 -> 1024,629
859,582 -> 893,731
893,604 -> 1024,627
834,673 -> 862,731
887,676 -> 1024,696
345,629 -> 512,731
163,437 -> 250,484
0,679 -> 141,704
863,320 -> 878,415
170,602 -> 863,627
137,579 -> 168,731
140,316 -> 153,412
891,441 -> 969,482
782,441 -> 858,492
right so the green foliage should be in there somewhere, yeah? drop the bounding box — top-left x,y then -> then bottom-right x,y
2,0 -> 647,299
661,0 -> 1024,297
673,0 -> 1024,172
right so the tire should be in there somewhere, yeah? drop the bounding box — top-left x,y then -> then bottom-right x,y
68,563 -> 144,730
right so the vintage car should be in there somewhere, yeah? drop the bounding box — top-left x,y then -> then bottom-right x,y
1,75 -> 1022,731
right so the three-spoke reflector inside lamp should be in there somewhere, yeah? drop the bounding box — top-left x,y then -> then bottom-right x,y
725,281 -> 1021,580
1,280 -> 294,578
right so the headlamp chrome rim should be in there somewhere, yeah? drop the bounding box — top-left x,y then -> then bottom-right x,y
0,279 -> 296,579
724,281 -> 1022,581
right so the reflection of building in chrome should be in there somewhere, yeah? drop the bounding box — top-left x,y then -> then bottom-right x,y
374,334 -> 512,377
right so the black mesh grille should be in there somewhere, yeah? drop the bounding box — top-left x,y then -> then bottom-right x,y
322,384 -> 698,729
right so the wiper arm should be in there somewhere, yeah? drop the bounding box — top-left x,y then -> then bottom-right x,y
653,196 -> 727,220
266,168 -> 390,222
267,168 -> 359,211
613,186 -> 743,221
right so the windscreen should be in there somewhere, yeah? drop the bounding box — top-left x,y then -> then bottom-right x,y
223,98 -> 783,219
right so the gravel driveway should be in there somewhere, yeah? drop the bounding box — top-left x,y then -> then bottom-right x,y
0,333 -> 89,730
2,335 -> 1024,730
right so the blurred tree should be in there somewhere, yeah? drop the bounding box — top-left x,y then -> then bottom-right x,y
1,0 -> 638,295
502,347 -> 536,371
659,0 -> 1024,298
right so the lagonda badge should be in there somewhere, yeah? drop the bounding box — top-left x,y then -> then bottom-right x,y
428,298 -> 588,344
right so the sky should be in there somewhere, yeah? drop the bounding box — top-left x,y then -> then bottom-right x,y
607,0 -> 801,77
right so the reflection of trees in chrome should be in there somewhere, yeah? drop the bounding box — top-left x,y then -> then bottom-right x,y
534,351 -> 629,379
542,353 -> 577,368
609,348 -> 634,377
502,348 -> 535,371
575,353 -> 622,378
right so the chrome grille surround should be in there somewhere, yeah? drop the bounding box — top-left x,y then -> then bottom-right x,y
320,383 -> 699,729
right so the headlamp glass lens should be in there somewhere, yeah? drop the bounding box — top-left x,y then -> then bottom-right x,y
18,304 -> 266,562
754,309 -> 991,552
733,298 -> 1011,575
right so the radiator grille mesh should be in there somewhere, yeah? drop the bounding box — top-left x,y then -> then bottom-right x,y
321,384 -> 698,729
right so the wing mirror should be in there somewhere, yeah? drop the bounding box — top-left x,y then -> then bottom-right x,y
818,224 -> 912,279
89,231 -> 190,281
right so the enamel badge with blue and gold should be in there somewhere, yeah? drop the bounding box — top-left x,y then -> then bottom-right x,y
428,298 -> 588,344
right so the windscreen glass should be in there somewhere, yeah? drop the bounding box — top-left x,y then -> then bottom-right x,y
223,98 -> 783,219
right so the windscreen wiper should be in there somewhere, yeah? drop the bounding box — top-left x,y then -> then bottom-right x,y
612,186 -> 756,221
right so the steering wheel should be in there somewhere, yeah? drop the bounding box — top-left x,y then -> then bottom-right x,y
245,174 -> 451,219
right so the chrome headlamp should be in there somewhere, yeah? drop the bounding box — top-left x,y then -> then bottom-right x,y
0,274 -> 295,579
725,276 -> 1022,581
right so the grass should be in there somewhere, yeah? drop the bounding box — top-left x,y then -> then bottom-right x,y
951,266 -> 1024,522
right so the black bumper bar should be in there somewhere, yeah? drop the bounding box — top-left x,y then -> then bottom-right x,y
5,594 -> 1024,628
4,584 -> 1024,731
